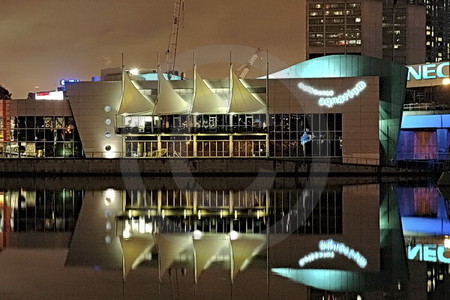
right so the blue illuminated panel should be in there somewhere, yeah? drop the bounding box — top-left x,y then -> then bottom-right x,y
401,115 -> 442,129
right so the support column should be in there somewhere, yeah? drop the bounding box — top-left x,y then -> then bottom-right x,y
193,135 -> 197,157
229,190 -> 234,214
229,135 -> 233,157
157,135 -> 162,154
157,190 -> 162,214
193,191 -> 198,214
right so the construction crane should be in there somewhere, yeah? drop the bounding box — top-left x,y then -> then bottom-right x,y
166,0 -> 184,78
237,48 -> 262,79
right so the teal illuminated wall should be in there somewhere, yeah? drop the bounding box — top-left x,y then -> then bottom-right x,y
269,55 -> 408,165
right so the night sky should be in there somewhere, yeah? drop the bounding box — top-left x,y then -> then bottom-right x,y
1,0 -> 305,98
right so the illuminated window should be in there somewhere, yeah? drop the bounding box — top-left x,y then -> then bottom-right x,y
355,17 -> 361,22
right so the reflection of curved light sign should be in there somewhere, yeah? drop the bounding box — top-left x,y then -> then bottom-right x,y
318,81 -> 367,108
299,251 -> 335,267
298,82 -> 334,96
298,239 -> 367,269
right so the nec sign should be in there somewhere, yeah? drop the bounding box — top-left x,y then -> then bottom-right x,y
407,62 -> 450,81
407,243 -> 450,264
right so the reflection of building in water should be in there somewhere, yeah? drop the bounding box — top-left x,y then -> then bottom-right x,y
399,185 -> 450,297
0,182 -> 415,298
119,188 -> 343,235
59,183 -> 412,299
0,189 -> 84,248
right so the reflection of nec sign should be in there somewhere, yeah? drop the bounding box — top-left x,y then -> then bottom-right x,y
407,243 -> 450,263
318,81 -> 367,108
407,62 -> 450,81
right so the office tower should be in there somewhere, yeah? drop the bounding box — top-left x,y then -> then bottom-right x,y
425,0 -> 450,62
307,0 -> 426,64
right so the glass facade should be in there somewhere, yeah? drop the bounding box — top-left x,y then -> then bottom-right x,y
0,116 -> 83,158
120,113 -> 342,158
382,5 -> 408,64
425,0 -> 450,62
308,1 -> 362,52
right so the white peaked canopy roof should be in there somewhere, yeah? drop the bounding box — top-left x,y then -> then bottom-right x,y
230,235 -> 266,281
119,236 -> 155,280
191,66 -> 228,114
153,71 -> 191,115
118,72 -> 155,115
156,234 -> 193,280
193,235 -> 229,282
229,67 -> 267,114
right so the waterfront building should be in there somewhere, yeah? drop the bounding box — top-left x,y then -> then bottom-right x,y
0,55 -> 407,166
397,61 -> 450,161
0,96 -> 83,158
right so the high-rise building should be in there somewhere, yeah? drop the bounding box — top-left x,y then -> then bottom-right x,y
382,0 -> 426,64
425,0 -> 450,62
307,0 -> 426,64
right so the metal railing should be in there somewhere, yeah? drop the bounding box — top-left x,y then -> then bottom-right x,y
403,102 -> 450,111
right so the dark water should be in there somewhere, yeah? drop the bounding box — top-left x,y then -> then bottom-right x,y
0,176 -> 447,299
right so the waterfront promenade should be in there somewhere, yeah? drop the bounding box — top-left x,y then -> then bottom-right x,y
0,157 -> 437,176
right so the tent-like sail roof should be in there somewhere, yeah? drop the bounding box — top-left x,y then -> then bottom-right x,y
156,234 -> 192,280
228,68 -> 266,114
153,71 -> 190,115
118,72 -> 155,115
191,66 -> 228,114
230,235 -> 266,281
119,236 -> 155,280
193,235 -> 229,282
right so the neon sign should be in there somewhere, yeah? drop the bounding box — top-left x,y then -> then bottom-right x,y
298,239 -> 367,269
59,79 -> 80,86
35,91 -> 64,100
407,243 -> 450,263
407,62 -> 449,81
298,82 -> 334,96
318,81 -> 367,108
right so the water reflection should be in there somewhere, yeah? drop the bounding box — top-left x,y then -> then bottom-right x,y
1,177 -> 448,299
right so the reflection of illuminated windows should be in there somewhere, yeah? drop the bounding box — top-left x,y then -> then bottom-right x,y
121,188 -> 342,235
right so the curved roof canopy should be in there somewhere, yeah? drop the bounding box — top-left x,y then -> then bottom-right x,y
191,66 -> 228,114
118,72 -> 155,115
153,71 -> 191,115
229,69 -> 266,114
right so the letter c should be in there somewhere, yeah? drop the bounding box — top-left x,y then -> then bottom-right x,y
438,246 -> 450,263
437,62 -> 450,78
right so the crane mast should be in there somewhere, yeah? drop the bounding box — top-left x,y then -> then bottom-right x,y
237,48 -> 262,79
166,0 -> 184,77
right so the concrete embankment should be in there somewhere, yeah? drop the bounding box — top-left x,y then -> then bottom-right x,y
0,158 -> 433,176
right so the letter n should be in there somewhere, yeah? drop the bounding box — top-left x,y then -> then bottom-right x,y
407,244 -> 422,261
